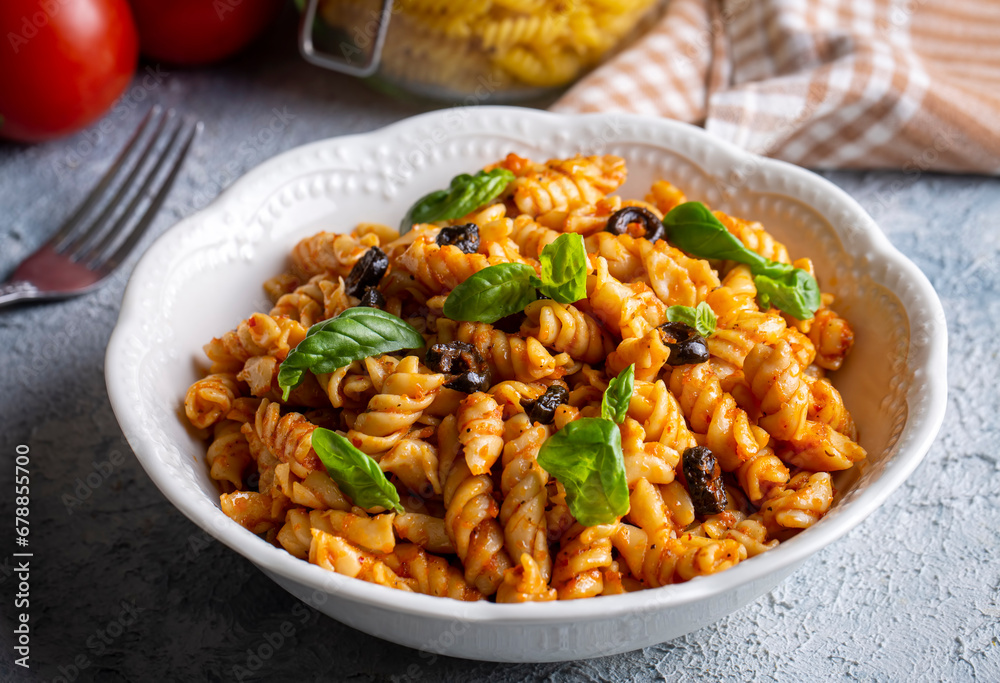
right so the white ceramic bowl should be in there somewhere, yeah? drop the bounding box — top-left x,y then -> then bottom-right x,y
105,107 -> 947,662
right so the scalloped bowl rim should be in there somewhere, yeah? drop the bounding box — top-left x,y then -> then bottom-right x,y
105,107 -> 947,627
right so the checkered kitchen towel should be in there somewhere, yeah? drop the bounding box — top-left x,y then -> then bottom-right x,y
553,0 -> 1000,173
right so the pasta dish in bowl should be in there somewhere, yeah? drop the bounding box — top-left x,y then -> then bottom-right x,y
106,107 -> 947,661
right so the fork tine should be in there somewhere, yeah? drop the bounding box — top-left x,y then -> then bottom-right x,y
91,120 -> 202,274
77,117 -> 186,266
62,109 -> 173,259
51,106 -> 163,252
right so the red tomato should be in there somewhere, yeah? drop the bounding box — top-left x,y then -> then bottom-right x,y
128,0 -> 284,66
0,0 -> 138,143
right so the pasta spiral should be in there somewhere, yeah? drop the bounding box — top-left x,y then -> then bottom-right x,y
499,413 -> 551,580
743,340 -> 811,440
512,155 -> 626,216
585,255 -> 666,338
667,363 -> 768,472
203,313 -> 306,373
497,555 -> 557,603
385,544 -> 483,601
521,299 -> 614,364
184,373 -> 241,429
510,214 -> 560,258
807,307 -> 856,370
551,522 -> 618,600
309,529 -> 413,592
458,392 -> 505,475
291,229 -> 380,279
435,318 -> 574,382
347,356 -> 446,455
441,416 -> 512,596
394,234 -> 494,295
713,211 -> 790,264
206,420 -> 253,491
759,471 -> 834,534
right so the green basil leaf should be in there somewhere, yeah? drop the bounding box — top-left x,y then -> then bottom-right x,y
311,428 -> 404,513
400,189 -> 448,235
666,302 -> 718,337
537,418 -> 628,527
400,168 -> 515,233
664,201 -> 820,319
601,364 -> 634,424
537,233 -> 587,304
753,268 -> 822,320
442,263 -> 538,323
663,202 -> 762,264
278,307 -> 425,400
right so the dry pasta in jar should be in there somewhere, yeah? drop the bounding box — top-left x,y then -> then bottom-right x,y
311,0 -> 665,99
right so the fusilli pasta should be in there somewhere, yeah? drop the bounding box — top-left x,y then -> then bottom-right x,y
183,152 -> 865,604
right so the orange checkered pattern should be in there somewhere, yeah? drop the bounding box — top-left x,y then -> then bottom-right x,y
553,0 -> 1000,173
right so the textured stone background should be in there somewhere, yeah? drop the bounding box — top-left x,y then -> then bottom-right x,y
1,12 -> 999,683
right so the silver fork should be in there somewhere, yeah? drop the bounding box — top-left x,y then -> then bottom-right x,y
0,107 -> 202,309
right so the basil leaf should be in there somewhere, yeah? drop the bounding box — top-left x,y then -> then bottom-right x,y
663,201 -> 821,319
601,364 -> 634,424
400,168 -> 515,233
400,189 -> 448,234
666,302 -> 717,337
753,267 -> 822,320
537,418 -> 628,527
663,202 -> 761,264
278,307 -> 425,400
442,263 -> 538,323
537,233 -> 587,304
311,428 -> 404,513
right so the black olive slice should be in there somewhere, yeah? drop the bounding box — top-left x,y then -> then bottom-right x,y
357,286 -> 385,309
521,385 -> 569,425
345,247 -> 389,298
682,446 -> 728,516
435,224 -> 480,254
605,206 -> 665,242
446,370 -> 490,394
426,341 -> 491,393
659,321 -> 710,365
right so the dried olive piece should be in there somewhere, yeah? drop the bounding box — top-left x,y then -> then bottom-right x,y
492,311 -> 527,334
358,286 -> 385,309
435,223 -> 480,254
682,446 -> 727,516
426,341 -> 479,374
659,321 -> 710,366
605,206 -> 666,243
521,384 -> 569,425
344,247 -> 389,298
425,341 -> 491,393
446,370 -> 490,394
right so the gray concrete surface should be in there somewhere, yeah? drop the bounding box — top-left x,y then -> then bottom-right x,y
1,9 -> 998,682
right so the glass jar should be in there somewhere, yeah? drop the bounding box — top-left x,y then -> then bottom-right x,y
299,0 -> 666,103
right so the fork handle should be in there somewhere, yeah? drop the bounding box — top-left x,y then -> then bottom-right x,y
0,281 -> 41,309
